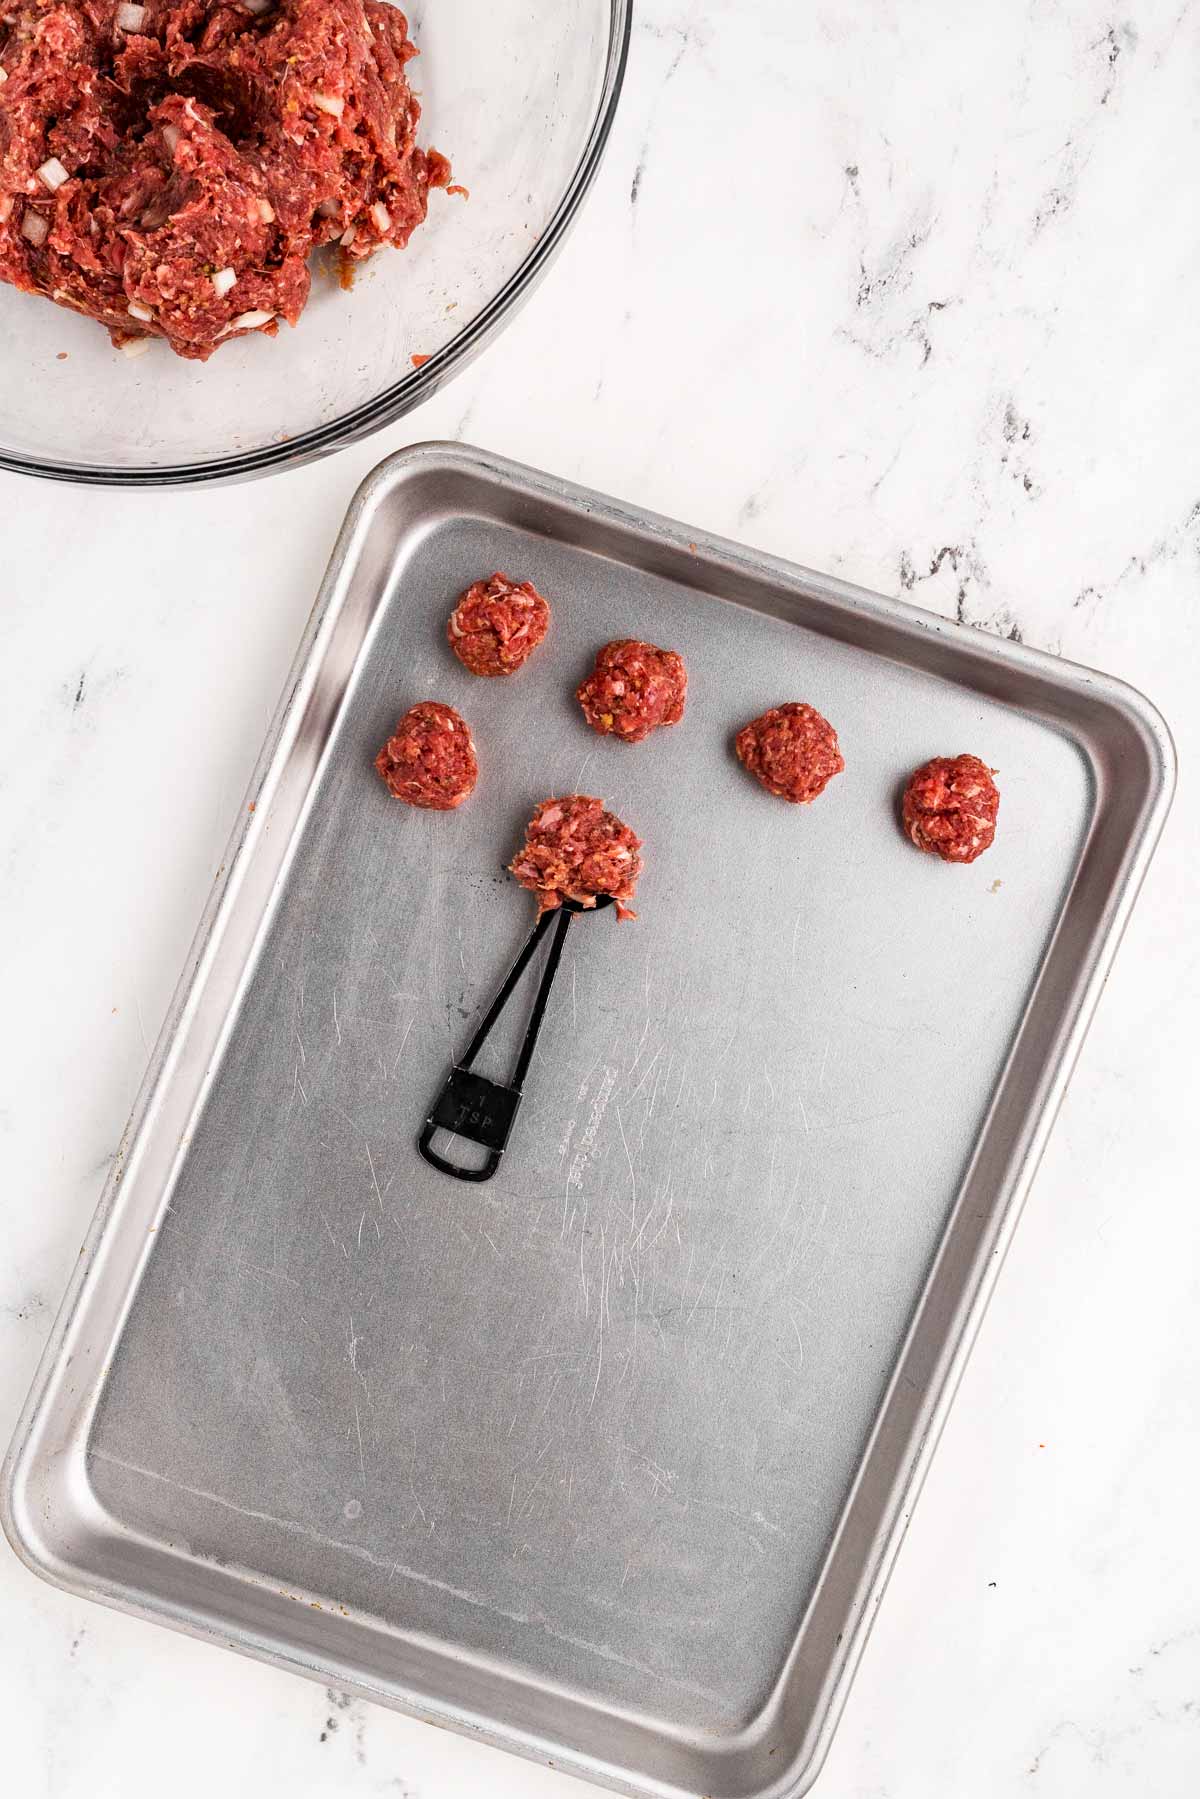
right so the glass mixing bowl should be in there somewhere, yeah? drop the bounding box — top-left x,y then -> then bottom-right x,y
0,0 -> 629,486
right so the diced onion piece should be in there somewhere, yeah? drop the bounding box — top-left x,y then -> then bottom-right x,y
339,225 -> 356,248
311,92 -> 344,118
316,197 -> 339,219
0,195 -> 13,224
211,266 -> 237,299
115,3 -> 148,29
218,308 -> 275,337
119,335 -> 153,359
256,197 -> 275,223
127,300 -> 154,321
370,201 -> 391,234
162,124 -> 181,155
20,209 -> 49,246
37,157 -> 70,192
0,67 -> 8,85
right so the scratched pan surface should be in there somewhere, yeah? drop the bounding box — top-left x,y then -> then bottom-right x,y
4,445 -> 1174,1798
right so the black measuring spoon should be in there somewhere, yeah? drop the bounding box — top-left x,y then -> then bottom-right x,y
418,894 -> 617,1182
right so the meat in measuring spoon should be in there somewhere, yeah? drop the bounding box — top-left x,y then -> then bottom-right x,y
509,795 -> 642,920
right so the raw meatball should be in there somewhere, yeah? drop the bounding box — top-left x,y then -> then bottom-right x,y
509,795 -> 642,920
576,639 -> 687,743
735,703 -> 845,804
447,573 -> 550,677
375,701 -> 476,810
0,0 -> 450,359
902,754 -> 999,863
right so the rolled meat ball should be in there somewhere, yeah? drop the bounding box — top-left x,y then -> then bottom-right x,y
375,701 -> 477,810
735,703 -> 844,803
576,638 -> 687,743
447,573 -> 550,677
902,754 -> 999,863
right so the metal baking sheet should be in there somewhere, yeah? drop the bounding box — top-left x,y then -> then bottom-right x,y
3,443 -> 1174,1798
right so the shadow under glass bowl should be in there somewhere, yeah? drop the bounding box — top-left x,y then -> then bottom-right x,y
0,0 -> 630,488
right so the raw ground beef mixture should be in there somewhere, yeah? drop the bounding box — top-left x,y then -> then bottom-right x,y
576,638 -> 687,744
0,0 -> 449,357
375,700 -> 476,810
510,795 -> 642,920
902,754 -> 999,863
447,573 -> 551,678
735,702 -> 844,804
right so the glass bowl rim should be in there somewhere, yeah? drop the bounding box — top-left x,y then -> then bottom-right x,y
0,0 -> 631,489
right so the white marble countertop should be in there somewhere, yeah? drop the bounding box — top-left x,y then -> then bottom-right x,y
2,3 -> 1198,1794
